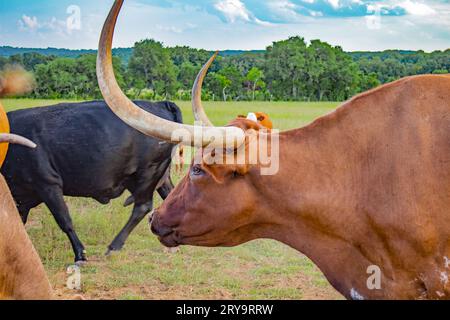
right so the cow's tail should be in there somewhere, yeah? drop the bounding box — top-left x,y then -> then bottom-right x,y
0,66 -> 35,98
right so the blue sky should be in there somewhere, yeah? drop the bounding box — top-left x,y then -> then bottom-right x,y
0,0 -> 449,51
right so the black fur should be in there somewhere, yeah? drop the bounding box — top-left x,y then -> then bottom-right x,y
1,100 -> 182,263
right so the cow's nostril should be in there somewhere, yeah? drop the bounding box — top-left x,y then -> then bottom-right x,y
150,221 -> 159,235
150,215 -> 174,238
148,210 -> 155,224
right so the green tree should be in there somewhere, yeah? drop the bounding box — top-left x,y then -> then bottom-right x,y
3,36 -> 447,101
265,37 -> 308,100
245,67 -> 265,100
225,52 -> 265,75
206,72 -> 231,101
177,61 -> 198,90
21,52 -> 55,71
33,54 -> 124,99
128,39 -> 177,97
218,65 -> 243,100
169,46 -> 212,68
358,72 -> 381,92
304,40 -> 361,101
0,57 -> 7,69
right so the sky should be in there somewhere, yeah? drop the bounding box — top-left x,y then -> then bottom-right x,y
0,0 -> 449,52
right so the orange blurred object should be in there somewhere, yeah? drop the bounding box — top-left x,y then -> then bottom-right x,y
238,112 -> 274,130
254,112 -> 273,130
0,66 -> 34,167
0,103 -> 10,167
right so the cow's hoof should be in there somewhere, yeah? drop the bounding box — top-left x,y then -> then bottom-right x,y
105,247 -> 121,257
75,260 -> 88,267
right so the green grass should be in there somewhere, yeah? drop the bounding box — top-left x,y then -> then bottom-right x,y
2,99 -> 338,130
1,98 -> 342,300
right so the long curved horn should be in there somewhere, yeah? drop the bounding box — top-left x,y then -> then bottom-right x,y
192,52 -> 218,127
0,134 -> 36,148
97,0 -> 244,148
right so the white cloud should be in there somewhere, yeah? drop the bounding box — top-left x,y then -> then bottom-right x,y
327,0 -> 340,9
4,0 -> 449,52
214,0 -> 251,23
19,15 -> 39,31
399,0 -> 436,16
310,10 -> 324,17
267,0 -> 297,14
18,14 -> 76,36
156,24 -> 196,34
214,0 -> 272,25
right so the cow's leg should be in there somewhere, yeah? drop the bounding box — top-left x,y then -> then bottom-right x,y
106,199 -> 153,255
17,197 -> 41,224
107,161 -> 172,255
18,206 -> 31,224
157,177 -> 174,200
38,186 -> 86,264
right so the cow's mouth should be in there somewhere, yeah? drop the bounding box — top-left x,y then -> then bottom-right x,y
149,212 -> 181,248
150,211 -> 220,248
158,231 -> 181,248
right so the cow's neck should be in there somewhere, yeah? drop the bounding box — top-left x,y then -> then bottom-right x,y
257,111 -> 393,299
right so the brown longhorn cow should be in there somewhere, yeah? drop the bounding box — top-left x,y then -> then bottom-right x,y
97,0 -> 450,300
0,67 -> 53,300
0,172 -> 53,300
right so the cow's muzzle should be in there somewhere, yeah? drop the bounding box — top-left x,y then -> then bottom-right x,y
150,211 -> 179,247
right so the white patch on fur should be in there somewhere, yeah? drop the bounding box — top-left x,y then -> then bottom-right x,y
444,257 -> 450,269
350,288 -> 365,300
436,291 -> 445,298
246,113 -> 257,123
440,272 -> 449,285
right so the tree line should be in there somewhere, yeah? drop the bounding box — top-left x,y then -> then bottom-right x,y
1,36 -> 448,102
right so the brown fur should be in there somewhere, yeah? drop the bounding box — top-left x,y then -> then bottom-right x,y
174,113 -> 273,174
0,174 -> 53,300
0,69 -> 52,300
152,74 -> 450,300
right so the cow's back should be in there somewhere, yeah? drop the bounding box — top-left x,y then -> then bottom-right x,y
1,100 -> 182,202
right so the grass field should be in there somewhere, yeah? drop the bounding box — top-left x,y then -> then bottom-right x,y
1,99 -> 342,300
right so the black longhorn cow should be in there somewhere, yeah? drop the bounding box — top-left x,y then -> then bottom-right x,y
1,100 -> 182,263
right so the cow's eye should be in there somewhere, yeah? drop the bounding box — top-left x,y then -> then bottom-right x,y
191,165 -> 204,176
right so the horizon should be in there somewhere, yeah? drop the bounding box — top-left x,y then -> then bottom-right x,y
1,44 -> 449,54
0,1 -> 449,52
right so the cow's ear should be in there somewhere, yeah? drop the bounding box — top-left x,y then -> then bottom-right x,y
257,116 -> 265,121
